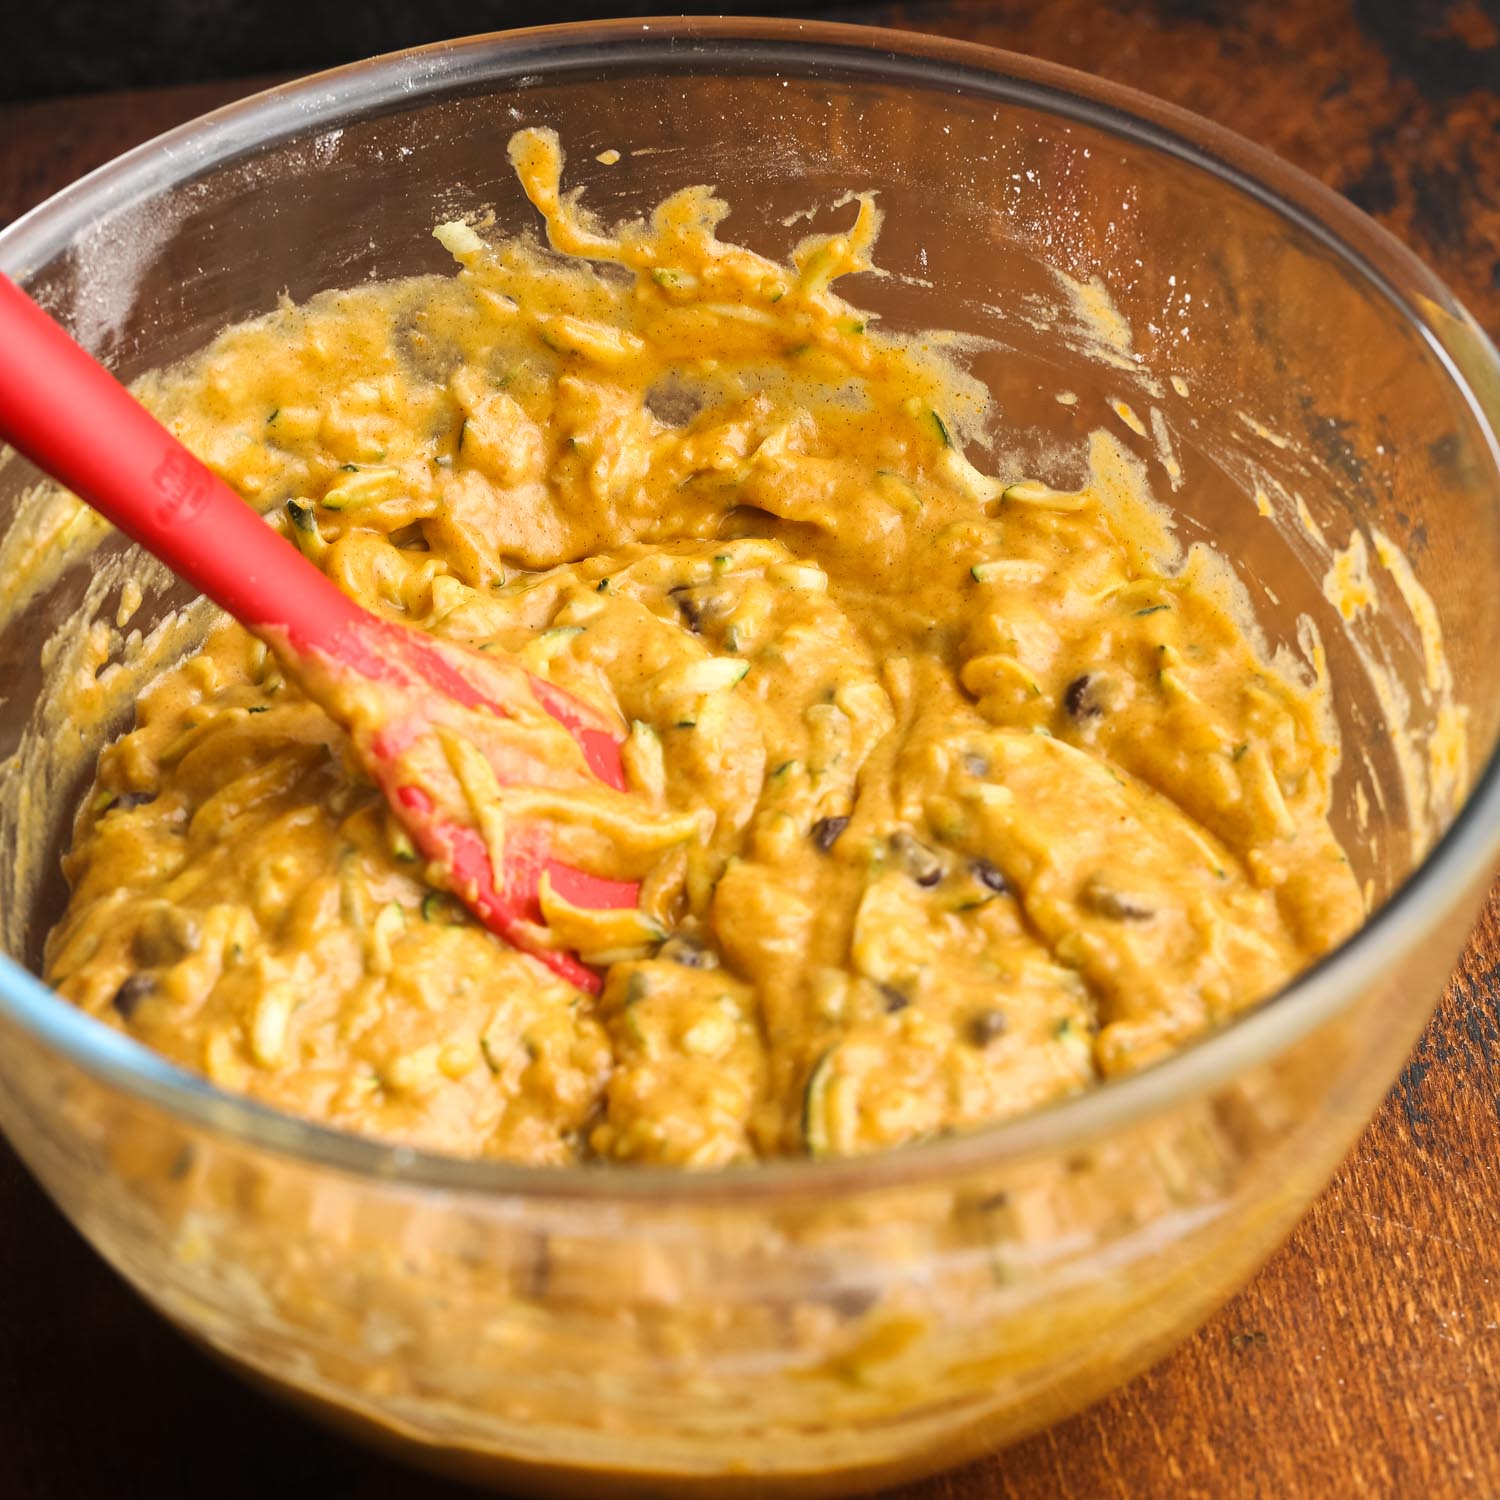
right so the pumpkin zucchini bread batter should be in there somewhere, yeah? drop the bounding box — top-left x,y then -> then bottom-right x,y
44,130 -> 1363,1166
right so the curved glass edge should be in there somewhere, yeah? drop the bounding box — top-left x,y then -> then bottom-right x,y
0,15 -> 1480,331
6,729 -> 1500,1206
1,17 -> 1499,1204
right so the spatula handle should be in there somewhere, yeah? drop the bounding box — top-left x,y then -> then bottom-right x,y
0,274 -> 363,646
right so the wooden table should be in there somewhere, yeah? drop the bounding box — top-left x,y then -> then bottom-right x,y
2,3 -> 1497,1495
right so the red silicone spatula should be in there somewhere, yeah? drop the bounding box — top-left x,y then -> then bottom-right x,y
0,274 -> 639,993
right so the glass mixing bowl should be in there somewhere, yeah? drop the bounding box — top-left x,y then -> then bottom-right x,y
2,18 -> 1499,1496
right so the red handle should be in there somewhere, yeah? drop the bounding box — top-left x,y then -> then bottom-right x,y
0,275 -> 364,647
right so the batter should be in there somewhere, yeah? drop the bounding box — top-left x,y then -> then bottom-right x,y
43,130 -> 1363,1166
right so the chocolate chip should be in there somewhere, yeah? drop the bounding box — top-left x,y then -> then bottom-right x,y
644,381 -> 704,428
878,984 -> 910,1013
113,791 -> 155,811
971,859 -> 1009,894
671,586 -> 738,637
658,935 -> 718,970
828,1284 -> 881,1320
812,816 -> 850,853
1064,674 -> 1106,719
111,974 -> 157,1020
133,906 -> 201,965
670,587 -> 702,632
890,831 -> 943,886
967,1008 -> 1008,1046
1082,880 -> 1154,921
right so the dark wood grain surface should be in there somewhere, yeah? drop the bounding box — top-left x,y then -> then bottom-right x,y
2,3 -> 1498,1496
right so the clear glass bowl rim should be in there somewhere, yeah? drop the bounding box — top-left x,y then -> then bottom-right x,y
2,14 -> 1499,1205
